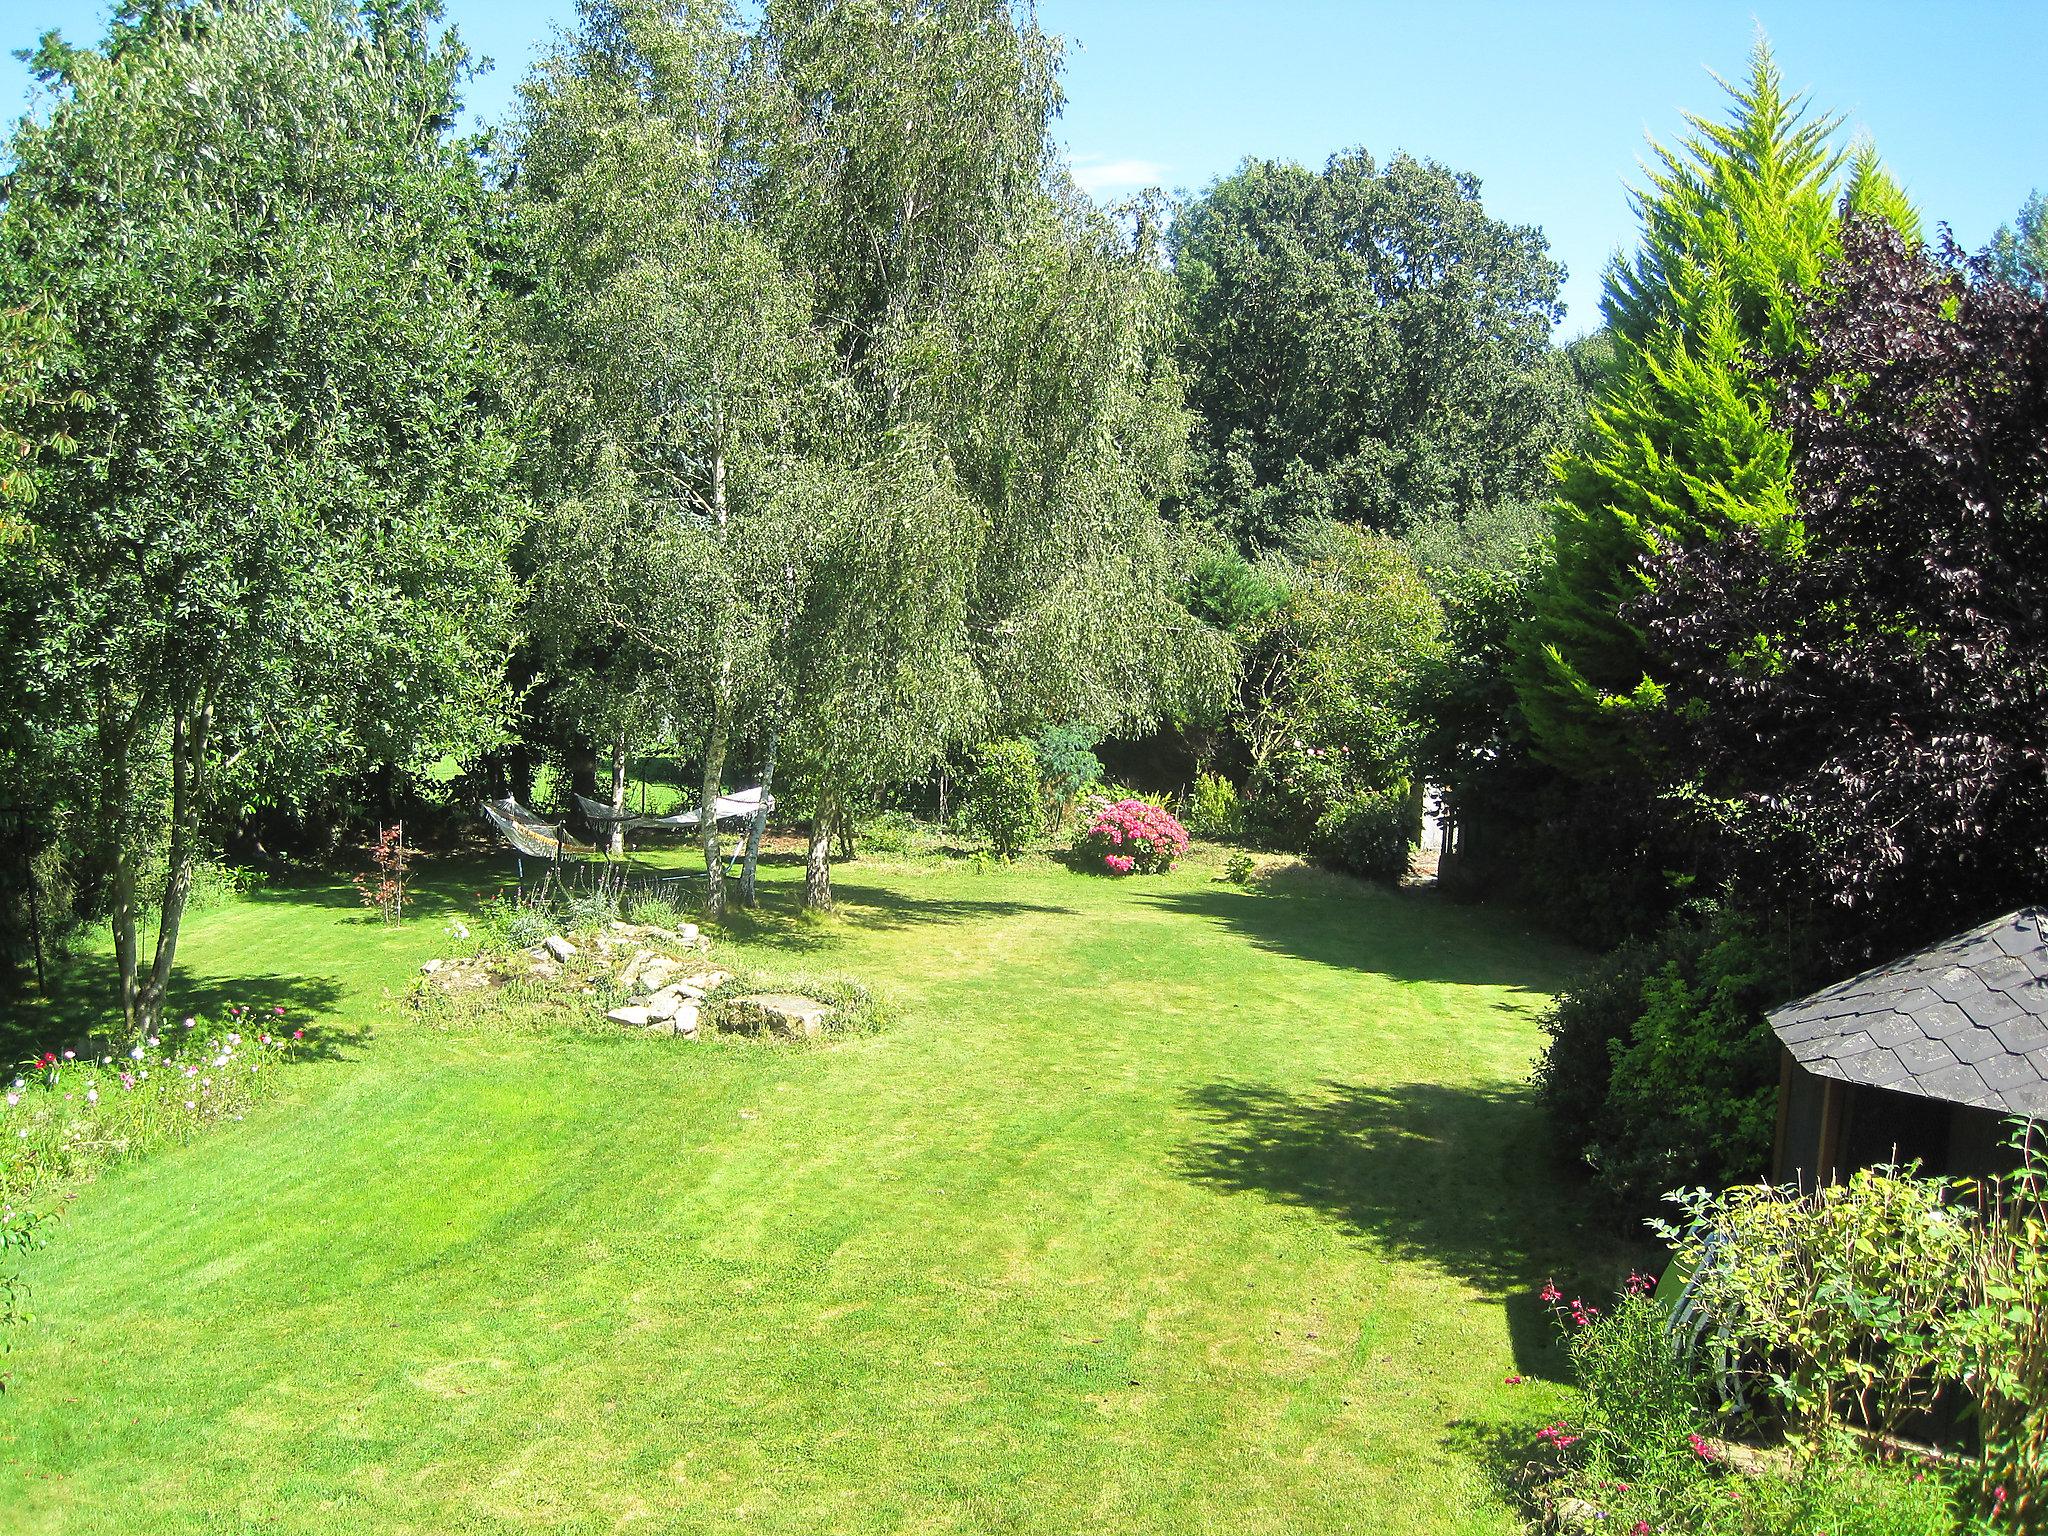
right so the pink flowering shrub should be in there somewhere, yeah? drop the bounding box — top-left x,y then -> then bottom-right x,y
1072,797 -> 1188,875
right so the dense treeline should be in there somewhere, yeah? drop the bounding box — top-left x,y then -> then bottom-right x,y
1,1 -> 2042,1231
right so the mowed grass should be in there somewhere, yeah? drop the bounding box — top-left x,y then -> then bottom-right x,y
0,848 -> 1628,1534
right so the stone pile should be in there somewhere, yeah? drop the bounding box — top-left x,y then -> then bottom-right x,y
422,917 -> 835,1043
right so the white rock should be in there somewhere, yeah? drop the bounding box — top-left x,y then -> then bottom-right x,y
606,1005 -> 653,1027
543,935 -> 578,962
675,923 -> 700,943
668,1002 -> 702,1037
638,958 -> 682,993
420,958 -> 444,974
642,988 -> 687,1021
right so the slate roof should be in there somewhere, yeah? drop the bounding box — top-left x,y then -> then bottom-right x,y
1768,908 -> 2048,1118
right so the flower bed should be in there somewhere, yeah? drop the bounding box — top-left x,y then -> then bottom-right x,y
1,1008 -> 300,1216
1072,796 -> 1188,875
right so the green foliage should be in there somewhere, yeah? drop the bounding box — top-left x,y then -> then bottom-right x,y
1185,770 -> 1244,839
0,300 -> 85,545
1543,1284 -> 1970,1536
0,0 -> 519,1029
1184,547 -> 1287,632
851,810 -> 934,856
1031,724 -> 1104,821
1595,918 -> 1788,1208
1221,850 -> 1256,885
1517,39 -> 1917,778
1172,148 -> 1581,548
1987,189 -> 2048,295
1659,1170 -> 1977,1441
1535,924 -> 1697,1159
1565,1290 -> 1710,1487
621,893 -> 693,931
1536,912 -> 1788,1210
1237,526 -> 1442,848
961,740 -> 1042,860
1309,789 -> 1412,882
1952,1130 -> 2048,1532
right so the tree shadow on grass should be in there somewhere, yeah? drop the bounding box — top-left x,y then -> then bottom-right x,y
0,954 -> 350,1062
1138,865 -> 1581,994
1173,1077 -> 1648,1379
707,875 -> 1074,955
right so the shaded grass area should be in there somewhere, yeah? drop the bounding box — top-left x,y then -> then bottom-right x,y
0,848 -> 1633,1534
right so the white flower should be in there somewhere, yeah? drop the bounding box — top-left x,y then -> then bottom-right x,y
130,1046 -> 145,1061
4,1094 -> 15,1107
85,1088 -> 98,1104
62,1050 -> 74,1061
182,1019 -> 194,1030
147,1037 -> 159,1047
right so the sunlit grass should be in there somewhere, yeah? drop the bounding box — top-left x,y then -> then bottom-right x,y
0,847 -> 1633,1534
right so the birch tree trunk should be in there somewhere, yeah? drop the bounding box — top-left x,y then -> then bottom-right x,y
803,789 -> 837,911
738,718 -> 777,907
105,729 -> 141,1038
699,696 -> 731,921
607,729 -> 629,857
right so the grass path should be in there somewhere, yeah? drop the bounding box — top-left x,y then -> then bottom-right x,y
0,853 -> 1624,1534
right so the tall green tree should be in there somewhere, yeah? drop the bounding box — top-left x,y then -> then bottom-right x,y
0,0 -> 519,1031
1171,150 -> 1580,549
1515,41 -> 1918,777
1988,189 -> 2048,295
754,0 -> 1220,908
511,0 -> 835,917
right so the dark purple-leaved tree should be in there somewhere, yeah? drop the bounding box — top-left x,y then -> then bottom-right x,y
1638,221 -> 2048,953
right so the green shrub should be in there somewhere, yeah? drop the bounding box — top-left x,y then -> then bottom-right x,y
1032,724 -> 1104,825
1538,1281 -> 1970,1536
1222,851 -> 1255,885
856,809 -> 928,855
1596,916 -> 1790,1211
623,892 -> 691,930
183,860 -> 266,914
1186,770 -> 1243,838
961,740 -> 1042,859
1308,789 -> 1410,880
1536,911 -> 1791,1215
1245,745 -> 1351,850
1535,924 -> 1695,1167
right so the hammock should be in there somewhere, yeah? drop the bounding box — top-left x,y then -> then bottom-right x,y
482,797 -> 594,862
574,786 -> 773,834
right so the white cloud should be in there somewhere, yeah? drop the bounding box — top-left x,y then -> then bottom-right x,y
1069,156 -> 1171,197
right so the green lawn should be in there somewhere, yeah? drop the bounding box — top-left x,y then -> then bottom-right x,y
0,849 -> 1629,1534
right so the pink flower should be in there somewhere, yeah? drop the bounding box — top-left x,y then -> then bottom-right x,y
1688,1433 -> 1718,1462
1539,1281 -> 1562,1305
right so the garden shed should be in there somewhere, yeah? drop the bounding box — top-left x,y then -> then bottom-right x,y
1769,908 -> 2048,1184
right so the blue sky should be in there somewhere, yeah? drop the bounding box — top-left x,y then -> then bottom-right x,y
6,1 -> 2045,335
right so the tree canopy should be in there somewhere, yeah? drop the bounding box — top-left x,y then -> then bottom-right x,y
0,0 -> 519,1029
1171,149 -> 1579,549
1639,225 -> 2048,952
1516,40 -> 1917,778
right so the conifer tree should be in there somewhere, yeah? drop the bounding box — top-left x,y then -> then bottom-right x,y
1516,39 -> 1917,776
